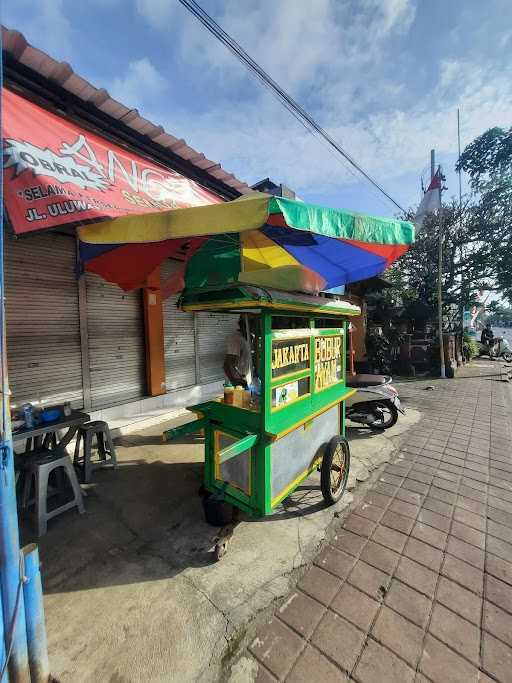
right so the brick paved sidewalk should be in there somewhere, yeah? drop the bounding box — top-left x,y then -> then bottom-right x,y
243,365 -> 512,683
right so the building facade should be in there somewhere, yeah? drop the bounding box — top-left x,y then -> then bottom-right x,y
2,27 -> 251,424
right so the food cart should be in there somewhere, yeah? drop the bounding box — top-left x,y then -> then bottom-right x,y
79,193 -> 413,555
163,284 -> 360,554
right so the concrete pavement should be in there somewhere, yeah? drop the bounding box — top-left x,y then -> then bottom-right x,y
235,361 -> 512,683
26,383 -> 418,681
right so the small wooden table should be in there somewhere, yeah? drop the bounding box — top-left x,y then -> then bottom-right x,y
12,410 -> 91,453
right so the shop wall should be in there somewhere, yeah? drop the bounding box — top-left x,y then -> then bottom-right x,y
4,232 -> 84,407
85,272 -> 145,409
161,260 -> 238,390
5,234 -> 235,412
162,260 -> 197,391
5,231 -> 146,410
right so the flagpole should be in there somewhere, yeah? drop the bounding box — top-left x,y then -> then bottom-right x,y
437,161 -> 446,379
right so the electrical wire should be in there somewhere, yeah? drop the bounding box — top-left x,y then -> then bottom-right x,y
179,0 -> 392,211
176,0 -> 407,214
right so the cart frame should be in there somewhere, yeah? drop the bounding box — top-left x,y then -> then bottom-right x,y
164,285 -> 360,518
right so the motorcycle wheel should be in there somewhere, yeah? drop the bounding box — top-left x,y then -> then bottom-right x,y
502,352 -> 512,363
367,401 -> 399,430
321,436 -> 350,505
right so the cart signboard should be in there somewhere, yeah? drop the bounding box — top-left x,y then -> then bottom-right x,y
270,330 -> 344,410
271,337 -> 310,378
314,335 -> 343,391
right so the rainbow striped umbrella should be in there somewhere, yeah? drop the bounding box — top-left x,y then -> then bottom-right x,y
78,194 -> 414,294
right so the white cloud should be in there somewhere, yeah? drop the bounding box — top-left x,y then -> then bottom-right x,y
2,0 -> 72,59
135,0 -> 178,29
164,56 -> 512,209
134,0 -> 510,211
377,0 -> 416,34
136,0 -> 415,96
499,31 -> 512,49
110,58 -> 167,109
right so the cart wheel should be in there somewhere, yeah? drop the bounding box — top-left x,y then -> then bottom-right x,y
321,436 -> 350,505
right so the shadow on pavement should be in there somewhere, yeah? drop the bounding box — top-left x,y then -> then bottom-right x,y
20,449 -> 333,595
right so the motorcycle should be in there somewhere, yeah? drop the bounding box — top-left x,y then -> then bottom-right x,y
345,374 -> 404,430
477,337 -> 512,363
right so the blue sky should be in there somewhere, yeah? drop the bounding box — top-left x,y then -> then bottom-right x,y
2,0 -> 512,217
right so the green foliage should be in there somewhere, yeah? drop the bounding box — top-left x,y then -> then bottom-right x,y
486,302 -> 512,325
386,201 -> 485,325
457,127 -> 512,185
457,126 -> 512,301
365,327 -> 406,373
387,125 -> 512,316
462,331 -> 478,361
366,329 -> 391,373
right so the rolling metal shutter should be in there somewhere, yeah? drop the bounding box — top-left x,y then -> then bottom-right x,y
162,260 -> 197,391
4,232 -> 84,407
197,312 -> 238,384
85,272 -> 145,408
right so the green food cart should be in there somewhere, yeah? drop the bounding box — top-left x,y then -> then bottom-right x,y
163,284 -> 360,553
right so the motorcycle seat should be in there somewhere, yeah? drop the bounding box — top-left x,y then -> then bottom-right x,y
346,374 -> 392,388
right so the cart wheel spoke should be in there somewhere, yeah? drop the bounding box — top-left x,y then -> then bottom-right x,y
322,436 -> 350,505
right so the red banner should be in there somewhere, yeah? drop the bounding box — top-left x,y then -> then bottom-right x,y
2,88 -> 222,234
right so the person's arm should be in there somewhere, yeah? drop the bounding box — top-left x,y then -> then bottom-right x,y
224,333 -> 249,388
223,355 -> 247,387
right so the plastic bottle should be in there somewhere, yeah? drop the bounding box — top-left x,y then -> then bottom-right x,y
32,403 -> 42,426
249,377 -> 261,409
223,383 -> 234,405
234,385 -> 244,407
22,403 -> 34,430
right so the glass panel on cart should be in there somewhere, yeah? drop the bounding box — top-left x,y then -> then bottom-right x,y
215,431 -> 252,496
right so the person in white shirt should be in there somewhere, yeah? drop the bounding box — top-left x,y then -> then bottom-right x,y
224,317 -> 253,389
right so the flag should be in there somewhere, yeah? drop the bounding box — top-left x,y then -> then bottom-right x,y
415,168 -> 442,232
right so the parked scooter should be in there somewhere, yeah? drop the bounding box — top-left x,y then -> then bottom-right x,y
477,337 -> 512,363
345,374 -> 404,429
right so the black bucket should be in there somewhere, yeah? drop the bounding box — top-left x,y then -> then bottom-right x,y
202,494 -> 235,527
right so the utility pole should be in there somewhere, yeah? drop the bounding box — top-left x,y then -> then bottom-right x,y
457,110 -> 462,209
457,109 -> 464,335
433,148 -> 446,379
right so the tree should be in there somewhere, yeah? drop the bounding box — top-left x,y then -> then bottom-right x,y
385,199 -> 496,328
457,127 -> 512,184
457,126 -> 512,300
486,302 -> 512,326
384,125 -> 512,322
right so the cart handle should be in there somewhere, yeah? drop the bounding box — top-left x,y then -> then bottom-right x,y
162,417 -> 209,442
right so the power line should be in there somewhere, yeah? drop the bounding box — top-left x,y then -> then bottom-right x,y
176,0 -> 407,214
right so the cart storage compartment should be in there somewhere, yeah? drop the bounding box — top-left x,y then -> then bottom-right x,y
271,404 -> 339,502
